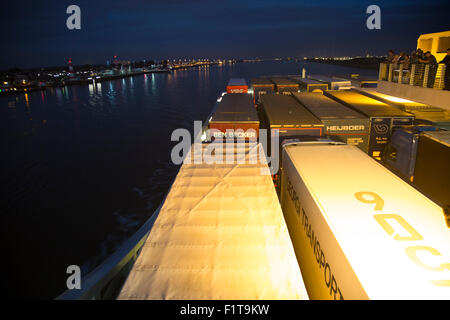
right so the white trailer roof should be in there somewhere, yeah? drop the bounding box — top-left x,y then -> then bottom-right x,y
284,143 -> 449,299
308,75 -> 351,86
118,142 -> 308,300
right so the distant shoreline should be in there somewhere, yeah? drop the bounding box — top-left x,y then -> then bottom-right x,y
306,57 -> 385,70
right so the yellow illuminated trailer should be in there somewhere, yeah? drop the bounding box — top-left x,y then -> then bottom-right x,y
352,88 -> 450,130
281,141 -> 449,300
118,142 -> 309,300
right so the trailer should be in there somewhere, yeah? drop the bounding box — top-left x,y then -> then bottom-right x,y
412,131 -> 450,208
308,75 -> 353,90
226,78 -> 248,94
290,77 -> 329,92
281,141 -> 450,300
270,77 -> 300,94
324,90 -> 414,160
118,142 -> 309,300
208,93 -> 259,140
352,88 -> 450,131
292,92 -> 370,152
383,125 -> 436,182
259,94 -> 323,138
334,75 -> 378,88
251,78 -> 275,103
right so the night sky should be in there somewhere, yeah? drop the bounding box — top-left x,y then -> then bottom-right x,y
1,0 -> 449,69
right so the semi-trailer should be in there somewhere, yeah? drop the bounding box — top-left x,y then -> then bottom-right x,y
308,75 -> 353,90
251,78 -> 275,104
292,92 -> 370,152
334,75 -> 378,88
324,90 -> 414,160
384,129 -> 450,208
259,94 -> 324,191
226,78 -> 248,94
281,141 -> 449,299
352,88 -> 450,131
290,77 -> 329,92
259,94 -> 323,138
270,77 -> 300,94
208,93 -> 259,140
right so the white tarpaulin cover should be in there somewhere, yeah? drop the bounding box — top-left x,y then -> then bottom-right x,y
118,142 -> 308,300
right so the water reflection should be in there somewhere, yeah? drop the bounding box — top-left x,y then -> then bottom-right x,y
96,82 -> 102,95
56,88 -> 63,104
151,73 -> 156,93
24,93 -> 29,109
72,86 -> 78,103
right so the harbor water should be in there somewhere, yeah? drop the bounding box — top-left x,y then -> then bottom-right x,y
0,60 -> 377,299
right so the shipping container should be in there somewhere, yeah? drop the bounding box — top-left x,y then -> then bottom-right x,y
208,93 -> 259,140
413,131 -> 450,208
292,92 -> 370,152
118,142 -> 309,300
308,75 -> 353,90
290,76 -> 329,92
251,78 -> 275,104
270,77 -> 300,94
226,78 -> 248,94
280,141 -> 449,300
324,90 -> 414,160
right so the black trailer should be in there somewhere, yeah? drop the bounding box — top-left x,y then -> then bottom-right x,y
413,131 -> 450,208
251,78 -> 275,104
352,88 -> 450,131
324,90 -> 414,160
292,92 -> 370,152
259,94 -> 323,138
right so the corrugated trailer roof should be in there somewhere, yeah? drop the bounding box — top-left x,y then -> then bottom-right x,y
324,91 -> 414,117
251,78 -> 274,86
260,94 -> 323,127
118,143 -> 309,300
271,77 -> 299,86
290,77 -> 324,85
227,78 -> 247,86
292,92 -> 366,119
210,94 -> 259,123
282,143 -> 449,299
351,88 -> 442,112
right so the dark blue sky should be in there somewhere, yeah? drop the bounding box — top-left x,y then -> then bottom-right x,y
1,0 -> 449,69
